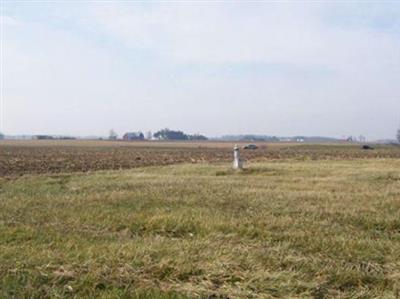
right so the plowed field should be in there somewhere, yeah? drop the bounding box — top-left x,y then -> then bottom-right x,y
1,140 -> 399,176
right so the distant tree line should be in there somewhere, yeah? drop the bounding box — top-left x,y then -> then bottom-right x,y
153,128 -> 207,141
115,128 -> 208,141
219,135 -> 277,142
33,135 -> 76,140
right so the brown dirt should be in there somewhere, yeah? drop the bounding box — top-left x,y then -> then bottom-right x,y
1,140 -> 399,177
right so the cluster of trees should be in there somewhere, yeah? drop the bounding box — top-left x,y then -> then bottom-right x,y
110,128 -> 207,141
153,129 -> 207,140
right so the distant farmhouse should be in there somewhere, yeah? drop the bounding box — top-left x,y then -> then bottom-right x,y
123,132 -> 144,141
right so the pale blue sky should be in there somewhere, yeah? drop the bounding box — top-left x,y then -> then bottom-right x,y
2,1 -> 400,139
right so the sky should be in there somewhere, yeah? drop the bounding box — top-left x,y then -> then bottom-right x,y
1,1 -> 400,139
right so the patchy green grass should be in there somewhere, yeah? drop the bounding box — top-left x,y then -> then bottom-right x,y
1,159 -> 400,298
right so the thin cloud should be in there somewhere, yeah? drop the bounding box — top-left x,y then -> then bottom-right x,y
2,2 -> 400,139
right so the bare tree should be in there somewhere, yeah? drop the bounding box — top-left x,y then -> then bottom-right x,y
146,131 -> 152,140
109,129 -> 118,140
397,128 -> 400,143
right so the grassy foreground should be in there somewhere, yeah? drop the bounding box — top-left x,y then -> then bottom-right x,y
1,160 -> 400,298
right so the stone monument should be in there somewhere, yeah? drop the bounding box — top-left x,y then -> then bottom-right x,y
233,144 -> 243,170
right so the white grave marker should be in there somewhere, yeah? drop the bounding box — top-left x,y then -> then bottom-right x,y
233,144 -> 243,170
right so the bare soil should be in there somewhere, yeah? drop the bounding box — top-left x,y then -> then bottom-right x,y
1,140 -> 399,176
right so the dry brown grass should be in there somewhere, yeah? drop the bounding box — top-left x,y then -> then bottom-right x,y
1,158 -> 400,298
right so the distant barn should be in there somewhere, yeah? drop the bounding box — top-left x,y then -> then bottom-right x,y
123,132 -> 144,141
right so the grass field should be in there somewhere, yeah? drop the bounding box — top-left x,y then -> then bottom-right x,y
1,143 -> 400,298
